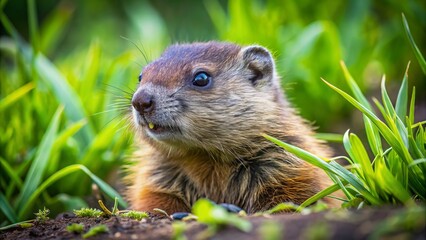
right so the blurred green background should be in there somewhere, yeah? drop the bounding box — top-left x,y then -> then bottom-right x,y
1,0 -> 425,224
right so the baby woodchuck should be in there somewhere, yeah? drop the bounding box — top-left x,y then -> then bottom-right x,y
126,41 -> 334,214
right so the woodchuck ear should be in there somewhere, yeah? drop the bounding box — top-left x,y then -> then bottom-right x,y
241,45 -> 275,86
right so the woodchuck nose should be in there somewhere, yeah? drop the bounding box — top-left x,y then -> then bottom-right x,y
126,41 -> 335,214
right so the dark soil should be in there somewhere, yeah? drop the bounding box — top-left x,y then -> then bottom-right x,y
1,207 -> 425,240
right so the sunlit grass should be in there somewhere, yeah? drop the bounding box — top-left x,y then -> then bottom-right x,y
0,1 -> 138,224
265,60 -> 425,209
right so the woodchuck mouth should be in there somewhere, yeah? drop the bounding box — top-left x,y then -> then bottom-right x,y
145,122 -> 181,138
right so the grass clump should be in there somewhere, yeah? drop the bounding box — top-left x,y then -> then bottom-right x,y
73,208 -> 104,218
264,16 -> 426,208
120,210 -> 149,221
82,224 -> 109,239
66,223 -> 85,233
265,61 -> 425,208
0,1 -> 130,226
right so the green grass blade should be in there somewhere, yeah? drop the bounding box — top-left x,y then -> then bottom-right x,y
63,122 -> 122,191
376,158 -> 412,203
407,121 -> 424,160
27,0 -> 39,53
80,122 -> 122,167
18,164 -> 126,221
409,87 -> 416,126
15,106 -> 63,210
0,82 -> 35,111
380,76 -> 395,117
263,134 -> 381,204
1,12 -> 94,148
264,202 -> 300,214
32,53 -> 94,147
47,119 -> 87,174
0,158 -> 23,188
415,126 -> 425,157
328,161 -> 381,204
343,131 -> 375,185
374,98 -> 409,150
409,159 -> 426,168
192,198 -> 252,232
315,133 -> 343,143
379,78 -> 408,147
0,157 -> 23,199
0,192 -> 17,223
79,166 -> 127,208
327,170 -> 353,200
322,79 -> 412,163
263,135 -> 328,169
298,183 -> 342,211
334,65 -> 383,155
395,64 -> 409,121
39,3 -> 74,54
53,119 -> 87,150
363,116 -> 383,156
340,61 -> 372,109
0,0 -> 7,10
81,41 -> 101,102
402,13 -> 426,74
413,125 -> 426,181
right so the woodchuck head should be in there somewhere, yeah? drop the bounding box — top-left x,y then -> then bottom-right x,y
131,42 -> 292,159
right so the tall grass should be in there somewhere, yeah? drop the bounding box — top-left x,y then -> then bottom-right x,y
0,1 -> 144,224
264,14 -> 426,207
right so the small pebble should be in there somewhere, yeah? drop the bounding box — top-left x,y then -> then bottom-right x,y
171,212 -> 190,220
219,203 -> 243,213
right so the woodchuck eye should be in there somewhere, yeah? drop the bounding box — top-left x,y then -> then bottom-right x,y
192,72 -> 211,88
138,73 -> 142,83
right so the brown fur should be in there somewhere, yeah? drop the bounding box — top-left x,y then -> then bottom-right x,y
126,41 -> 335,214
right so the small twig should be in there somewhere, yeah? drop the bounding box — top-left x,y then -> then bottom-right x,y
98,200 -> 113,216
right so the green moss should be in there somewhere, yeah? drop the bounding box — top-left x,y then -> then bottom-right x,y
19,222 -> 34,228
66,223 -> 85,233
120,210 -> 149,221
34,207 -> 50,223
82,224 -> 109,239
73,208 -> 104,218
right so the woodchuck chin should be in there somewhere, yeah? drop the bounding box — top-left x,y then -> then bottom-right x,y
126,41 -> 335,214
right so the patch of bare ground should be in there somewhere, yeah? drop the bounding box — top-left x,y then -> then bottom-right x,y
1,206 -> 424,240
